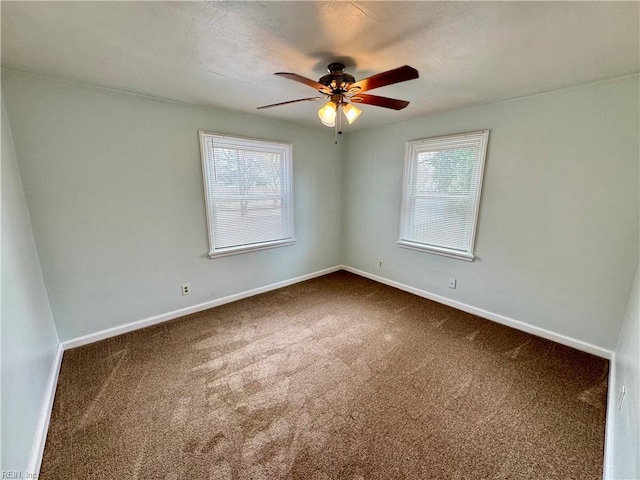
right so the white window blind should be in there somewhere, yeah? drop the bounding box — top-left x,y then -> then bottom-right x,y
199,132 -> 295,258
398,130 -> 489,261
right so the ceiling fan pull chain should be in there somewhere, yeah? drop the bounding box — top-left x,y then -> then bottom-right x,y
335,102 -> 344,144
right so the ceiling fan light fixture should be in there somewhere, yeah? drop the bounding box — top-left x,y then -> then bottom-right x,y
318,101 -> 337,127
258,63 -> 418,139
342,103 -> 362,124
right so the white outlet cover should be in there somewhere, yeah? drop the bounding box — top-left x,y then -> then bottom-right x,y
448,278 -> 457,288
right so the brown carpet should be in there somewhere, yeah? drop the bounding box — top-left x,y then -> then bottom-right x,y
40,271 -> 607,479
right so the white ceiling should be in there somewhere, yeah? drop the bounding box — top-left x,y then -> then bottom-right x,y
2,1 -> 638,131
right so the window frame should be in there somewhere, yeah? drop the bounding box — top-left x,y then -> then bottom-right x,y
199,131 -> 296,259
397,130 -> 489,261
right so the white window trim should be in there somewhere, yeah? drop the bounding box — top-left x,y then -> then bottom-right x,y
397,130 -> 489,261
199,131 -> 296,258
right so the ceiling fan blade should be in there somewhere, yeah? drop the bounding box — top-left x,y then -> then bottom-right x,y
349,65 -> 419,93
350,94 -> 410,110
274,72 -> 332,94
257,97 -> 323,109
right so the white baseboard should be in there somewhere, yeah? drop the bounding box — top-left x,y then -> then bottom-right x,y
27,343 -> 64,478
60,265 -> 343,350
341,265 -> 613,359
602,354 -> 616,480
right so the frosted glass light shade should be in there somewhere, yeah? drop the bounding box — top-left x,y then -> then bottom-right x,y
343,103 -> 362,124
318,101 -> 337,127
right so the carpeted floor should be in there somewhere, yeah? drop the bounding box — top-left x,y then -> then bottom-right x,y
40,271 -> 608,479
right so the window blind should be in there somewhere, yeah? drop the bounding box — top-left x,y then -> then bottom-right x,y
200,133 -> 295,257
398,131 -> 489,260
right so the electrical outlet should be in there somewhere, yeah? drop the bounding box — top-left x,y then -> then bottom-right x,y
181,284 -> 190,296
448,278 -> 457,289
378,260 -> 384,269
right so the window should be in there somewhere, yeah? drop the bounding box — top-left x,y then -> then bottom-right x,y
398,130 -> 489,261
199,132 -> 295,258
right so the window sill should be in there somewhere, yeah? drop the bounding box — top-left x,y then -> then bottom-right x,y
209,238 -> 296,259
396,240 -> 475,262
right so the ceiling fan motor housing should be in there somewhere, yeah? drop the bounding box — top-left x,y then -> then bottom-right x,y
319,63 -> 356,93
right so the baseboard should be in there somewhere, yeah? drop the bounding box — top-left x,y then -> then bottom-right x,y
60,265 -> 343,350
27,343 -> 64,477
602,354 -> 616,480
59,263 -> 612,357
341,265 -> 613,359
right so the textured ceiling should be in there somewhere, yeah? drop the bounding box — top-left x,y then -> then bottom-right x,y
1,1 -> 638,131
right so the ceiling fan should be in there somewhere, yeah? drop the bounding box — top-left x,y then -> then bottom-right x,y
257,62 -> 419,140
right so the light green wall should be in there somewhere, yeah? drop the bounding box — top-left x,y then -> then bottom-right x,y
610,261 -> 639,479
1,97 -> 59,472
1,70 -> 343,341
342,76 -> 639,350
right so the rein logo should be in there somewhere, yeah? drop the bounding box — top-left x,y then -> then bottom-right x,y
2,472 -> 37,479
